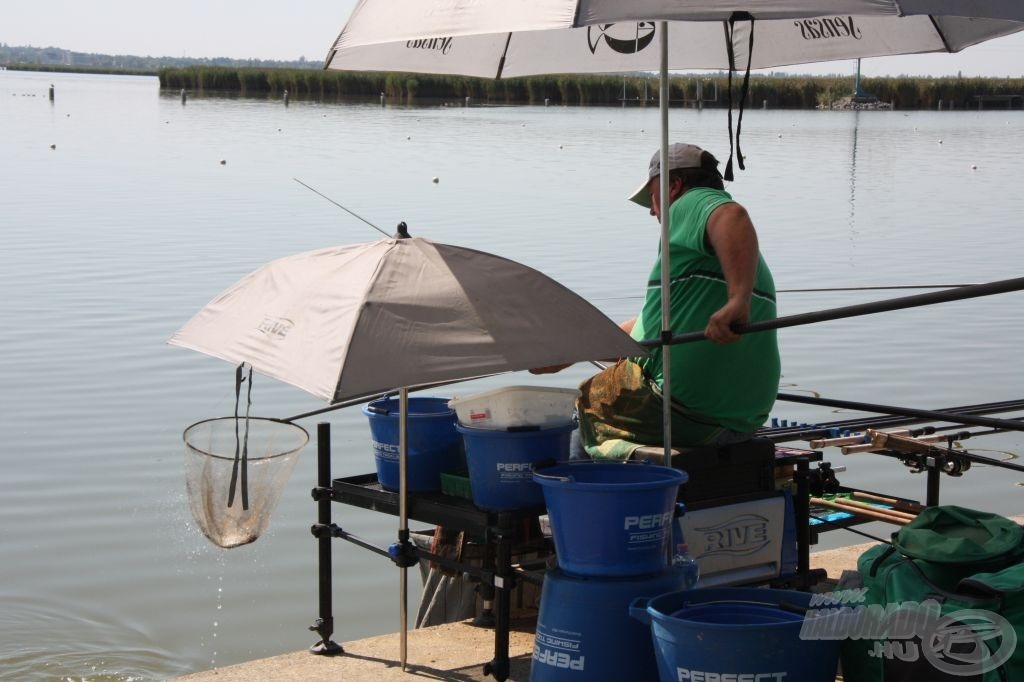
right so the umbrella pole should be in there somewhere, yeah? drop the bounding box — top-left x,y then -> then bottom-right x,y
658,21 -> 673,467
399,386 -> 409,670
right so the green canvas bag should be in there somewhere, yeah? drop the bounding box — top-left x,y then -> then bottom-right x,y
839,506 -> 1024,682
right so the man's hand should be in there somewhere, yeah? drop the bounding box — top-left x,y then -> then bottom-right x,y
529,363 -> 572,375
705,298 -> 748,344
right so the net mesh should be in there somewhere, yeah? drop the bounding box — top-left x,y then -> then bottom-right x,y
183,417 -> 308,548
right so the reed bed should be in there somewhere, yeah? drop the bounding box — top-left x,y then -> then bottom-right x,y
153,66 -> 1021,109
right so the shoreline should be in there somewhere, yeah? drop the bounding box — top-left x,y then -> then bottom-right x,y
172,542 -> 872,682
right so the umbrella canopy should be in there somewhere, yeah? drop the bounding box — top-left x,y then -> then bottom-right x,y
322,2 -> 1024,462
169,236 -> 644,403
326,4 -> 1024,77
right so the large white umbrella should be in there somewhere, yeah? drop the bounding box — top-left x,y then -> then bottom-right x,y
169,235 -> 644,667
324,4 -> 1024,466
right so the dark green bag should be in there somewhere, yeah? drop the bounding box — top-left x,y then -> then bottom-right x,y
840,506 -> 1024,682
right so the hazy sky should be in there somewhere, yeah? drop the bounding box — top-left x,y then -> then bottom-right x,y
3,0 -> 1023,77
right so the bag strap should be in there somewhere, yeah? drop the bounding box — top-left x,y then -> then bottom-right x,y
895,556 -> 1004,610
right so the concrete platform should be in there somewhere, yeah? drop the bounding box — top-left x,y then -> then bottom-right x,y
173,543 -> 873,682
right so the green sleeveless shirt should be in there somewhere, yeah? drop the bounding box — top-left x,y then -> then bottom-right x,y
630,188 -> 780,433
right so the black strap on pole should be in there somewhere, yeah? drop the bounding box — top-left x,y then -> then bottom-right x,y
228,363 -> 253,510
639,275 -> 1024,348
723,12 -> 754,181
241,364 -> 252,510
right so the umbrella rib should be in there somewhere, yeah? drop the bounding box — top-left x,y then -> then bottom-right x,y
927,15 -> 954,53
495,33 -> 512,79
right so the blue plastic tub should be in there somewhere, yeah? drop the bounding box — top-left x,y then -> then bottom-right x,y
630,587 -> 843,682
533,461 -> 687,578
531,567 -> 688,682
458,421 -> 573,511
362,396 -> 462,492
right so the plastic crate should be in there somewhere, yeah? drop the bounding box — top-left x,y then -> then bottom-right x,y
448,385 -> 579,430
440,471 -> 473,500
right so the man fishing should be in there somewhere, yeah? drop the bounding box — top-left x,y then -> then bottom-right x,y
535,142 -> 780,459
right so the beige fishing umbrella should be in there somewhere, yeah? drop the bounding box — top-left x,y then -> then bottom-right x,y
170,235 -> 645,665
170,237 -> 642,403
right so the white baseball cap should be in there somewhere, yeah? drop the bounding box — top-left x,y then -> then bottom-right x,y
628,143 -> 719,208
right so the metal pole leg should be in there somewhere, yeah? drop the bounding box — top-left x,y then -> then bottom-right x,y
483,517 -> 512,681
310,421 -> 343,655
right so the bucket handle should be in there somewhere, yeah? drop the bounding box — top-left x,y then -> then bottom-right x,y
778,600 -> 809,616
366,405 -> 390,416
628,597 -> 652,625
531,469 -> 575,483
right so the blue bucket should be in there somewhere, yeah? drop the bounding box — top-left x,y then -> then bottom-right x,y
531,567 -> 688,682
533,462 -> 687,578
457,421 -> 573,511
362,396 -> 462,492
630,587 -> 842,682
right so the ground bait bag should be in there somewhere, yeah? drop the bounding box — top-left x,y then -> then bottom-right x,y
840,506 -> 1024,682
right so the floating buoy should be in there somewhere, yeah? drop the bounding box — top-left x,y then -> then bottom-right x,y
432,176 -> 439,184
777,133 -> 782,138
49,144 -> 56,150
640,129 -> 644,134
220,160 -> 227,165
970,164 -> 978,170
407,136 -> 411,140
938,139 -> 943,144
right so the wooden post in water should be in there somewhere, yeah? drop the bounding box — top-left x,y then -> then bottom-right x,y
284,89 -> 289,106
180,88 -> 187,105
49,84 -> 54,102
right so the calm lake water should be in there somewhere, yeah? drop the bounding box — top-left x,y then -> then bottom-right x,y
2,70 -> 1022,680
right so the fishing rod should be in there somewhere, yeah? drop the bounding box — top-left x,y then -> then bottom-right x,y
640,275 -> 1024,348
778,283 -> 977,293
293,177 -> 393,238
776,393 -> 1024,433
594,283 -> 979,301
762,397 -> 1024,442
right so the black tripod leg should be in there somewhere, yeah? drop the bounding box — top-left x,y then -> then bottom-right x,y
310,422 -> 343,655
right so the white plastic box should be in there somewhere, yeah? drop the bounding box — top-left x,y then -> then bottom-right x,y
448,386 -> 580,430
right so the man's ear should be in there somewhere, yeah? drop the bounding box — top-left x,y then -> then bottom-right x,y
669,176 -> 685,201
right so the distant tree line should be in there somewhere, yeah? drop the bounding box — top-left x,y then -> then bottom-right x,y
0,43 -> 317,72
157,66 -> 1024,110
